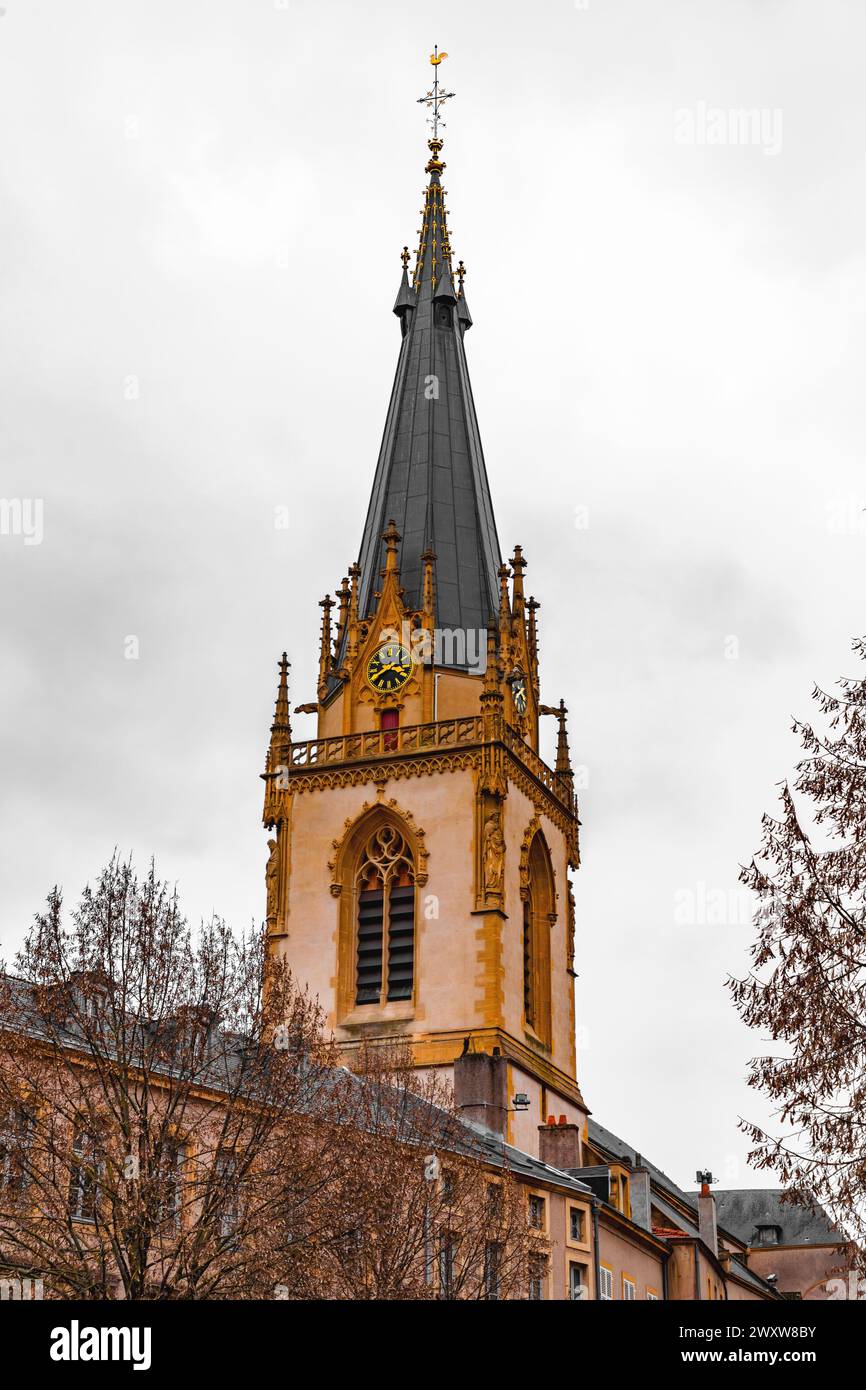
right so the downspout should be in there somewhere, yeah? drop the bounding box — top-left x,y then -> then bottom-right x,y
591,1198 -> 601,1301
693,1243 -> 701,1301
662,1250 -> 670,1301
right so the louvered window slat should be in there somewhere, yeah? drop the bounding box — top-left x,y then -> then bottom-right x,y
354,827 -> 416,1007
355,888 -> 384,1003
387,883 -> 415,1000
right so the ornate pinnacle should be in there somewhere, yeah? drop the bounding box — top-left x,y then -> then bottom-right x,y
421,545 -> 437,619
527,595 -> 540,683
401,246 -> 411,269
541,700 -> 573,783
510,545 -> 526,623
334,575 -> 350,658
270,651 -> 292,743
555,699 -> 572,779
382,517 -> 402,576
263,652 -> 292,828
346,563 -> 361,664
456,259 -> 466,294
481,624 -> 504,736
498,562 -> 512,643
317,595 -> 334,699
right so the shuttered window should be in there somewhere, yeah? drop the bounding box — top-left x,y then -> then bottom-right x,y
354,826 -> 416,1006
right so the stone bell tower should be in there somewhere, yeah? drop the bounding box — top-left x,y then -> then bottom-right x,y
261,88 -> 587,1154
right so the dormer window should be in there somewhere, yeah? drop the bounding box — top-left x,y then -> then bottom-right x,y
754,1223 -> 782,1245
434,302 -> 452,329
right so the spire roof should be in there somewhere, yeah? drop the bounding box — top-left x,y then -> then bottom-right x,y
353,138 -> 502,645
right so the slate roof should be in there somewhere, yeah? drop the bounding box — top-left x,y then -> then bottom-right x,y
711,1189 -> 841,1248
460,1117 -> 593,1196
352,155 -> 502,650
588,1118 -> 694,1208
589,1117 -> 839,1259
2,974 -> 590,1200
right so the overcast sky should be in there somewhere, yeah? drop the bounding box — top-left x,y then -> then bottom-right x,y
2,0 -> 865,1192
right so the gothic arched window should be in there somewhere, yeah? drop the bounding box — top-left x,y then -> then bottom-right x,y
523,833 -> 554,1047
355,825 -> 416,1006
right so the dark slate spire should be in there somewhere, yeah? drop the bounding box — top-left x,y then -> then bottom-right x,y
354,138 -> 502,644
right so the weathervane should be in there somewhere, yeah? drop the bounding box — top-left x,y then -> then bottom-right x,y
417,45 -> 455,140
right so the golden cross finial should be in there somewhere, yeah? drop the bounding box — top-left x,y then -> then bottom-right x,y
456,259 -> 466,289
400,246 -> 410,269
416,45 -> 455,142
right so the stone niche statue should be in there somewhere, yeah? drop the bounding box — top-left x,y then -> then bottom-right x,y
482,811 -> 505,896
266,837 -> 280,920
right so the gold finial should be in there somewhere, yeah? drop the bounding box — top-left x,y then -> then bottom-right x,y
400,246 -> 410,269
425,137 -> 445,175
456,259 -> 466,291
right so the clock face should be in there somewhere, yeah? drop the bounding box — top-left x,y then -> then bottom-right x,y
367,642 -> 413,693
511,677 -> 528,715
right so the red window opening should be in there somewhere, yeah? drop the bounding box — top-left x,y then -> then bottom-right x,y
381,709 -> 399,752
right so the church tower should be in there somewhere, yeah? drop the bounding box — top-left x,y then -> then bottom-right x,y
262,59 -> 586,1154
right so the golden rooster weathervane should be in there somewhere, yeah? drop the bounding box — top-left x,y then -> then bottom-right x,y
416,45 -> 455,140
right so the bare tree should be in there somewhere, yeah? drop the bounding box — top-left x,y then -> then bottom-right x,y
1,858 -> 537,1300
0,855 -> 346,1299
314,1042 -> 536,1300
731,636 -> 866,1259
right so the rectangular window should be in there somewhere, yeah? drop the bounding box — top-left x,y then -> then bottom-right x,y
646,1288 -> 659,1301
215,1150 -> 239,1240
438,1234 -> 455,1299
158,1142 -> 187,1230
528,1254 -> 547,1301
599,1265 -> 614,1300
623,1276 -> 636,1301
528,1194 -> 546,1230
483,1241 -> 501,1301
569,1261 -> 588,1301
569,1206 -> 585,1243
0,1106 -> 33,1197
69,1127 -> 98,1223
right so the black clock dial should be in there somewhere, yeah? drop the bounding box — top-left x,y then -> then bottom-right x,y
367,642 -> 413,693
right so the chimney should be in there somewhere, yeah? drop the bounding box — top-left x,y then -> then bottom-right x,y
696,1170 -> 718,1257
537,1114 -> 582,1170
453,1047 -> 507,1136
629,1159 -> 652,1233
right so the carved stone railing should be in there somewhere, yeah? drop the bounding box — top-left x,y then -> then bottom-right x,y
284,715 -> 576,820
288,716 -> 484,768
501,724 -> 571,805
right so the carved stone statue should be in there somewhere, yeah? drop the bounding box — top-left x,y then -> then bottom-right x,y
482,811 -> 505,895
266,837 -> 280,921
